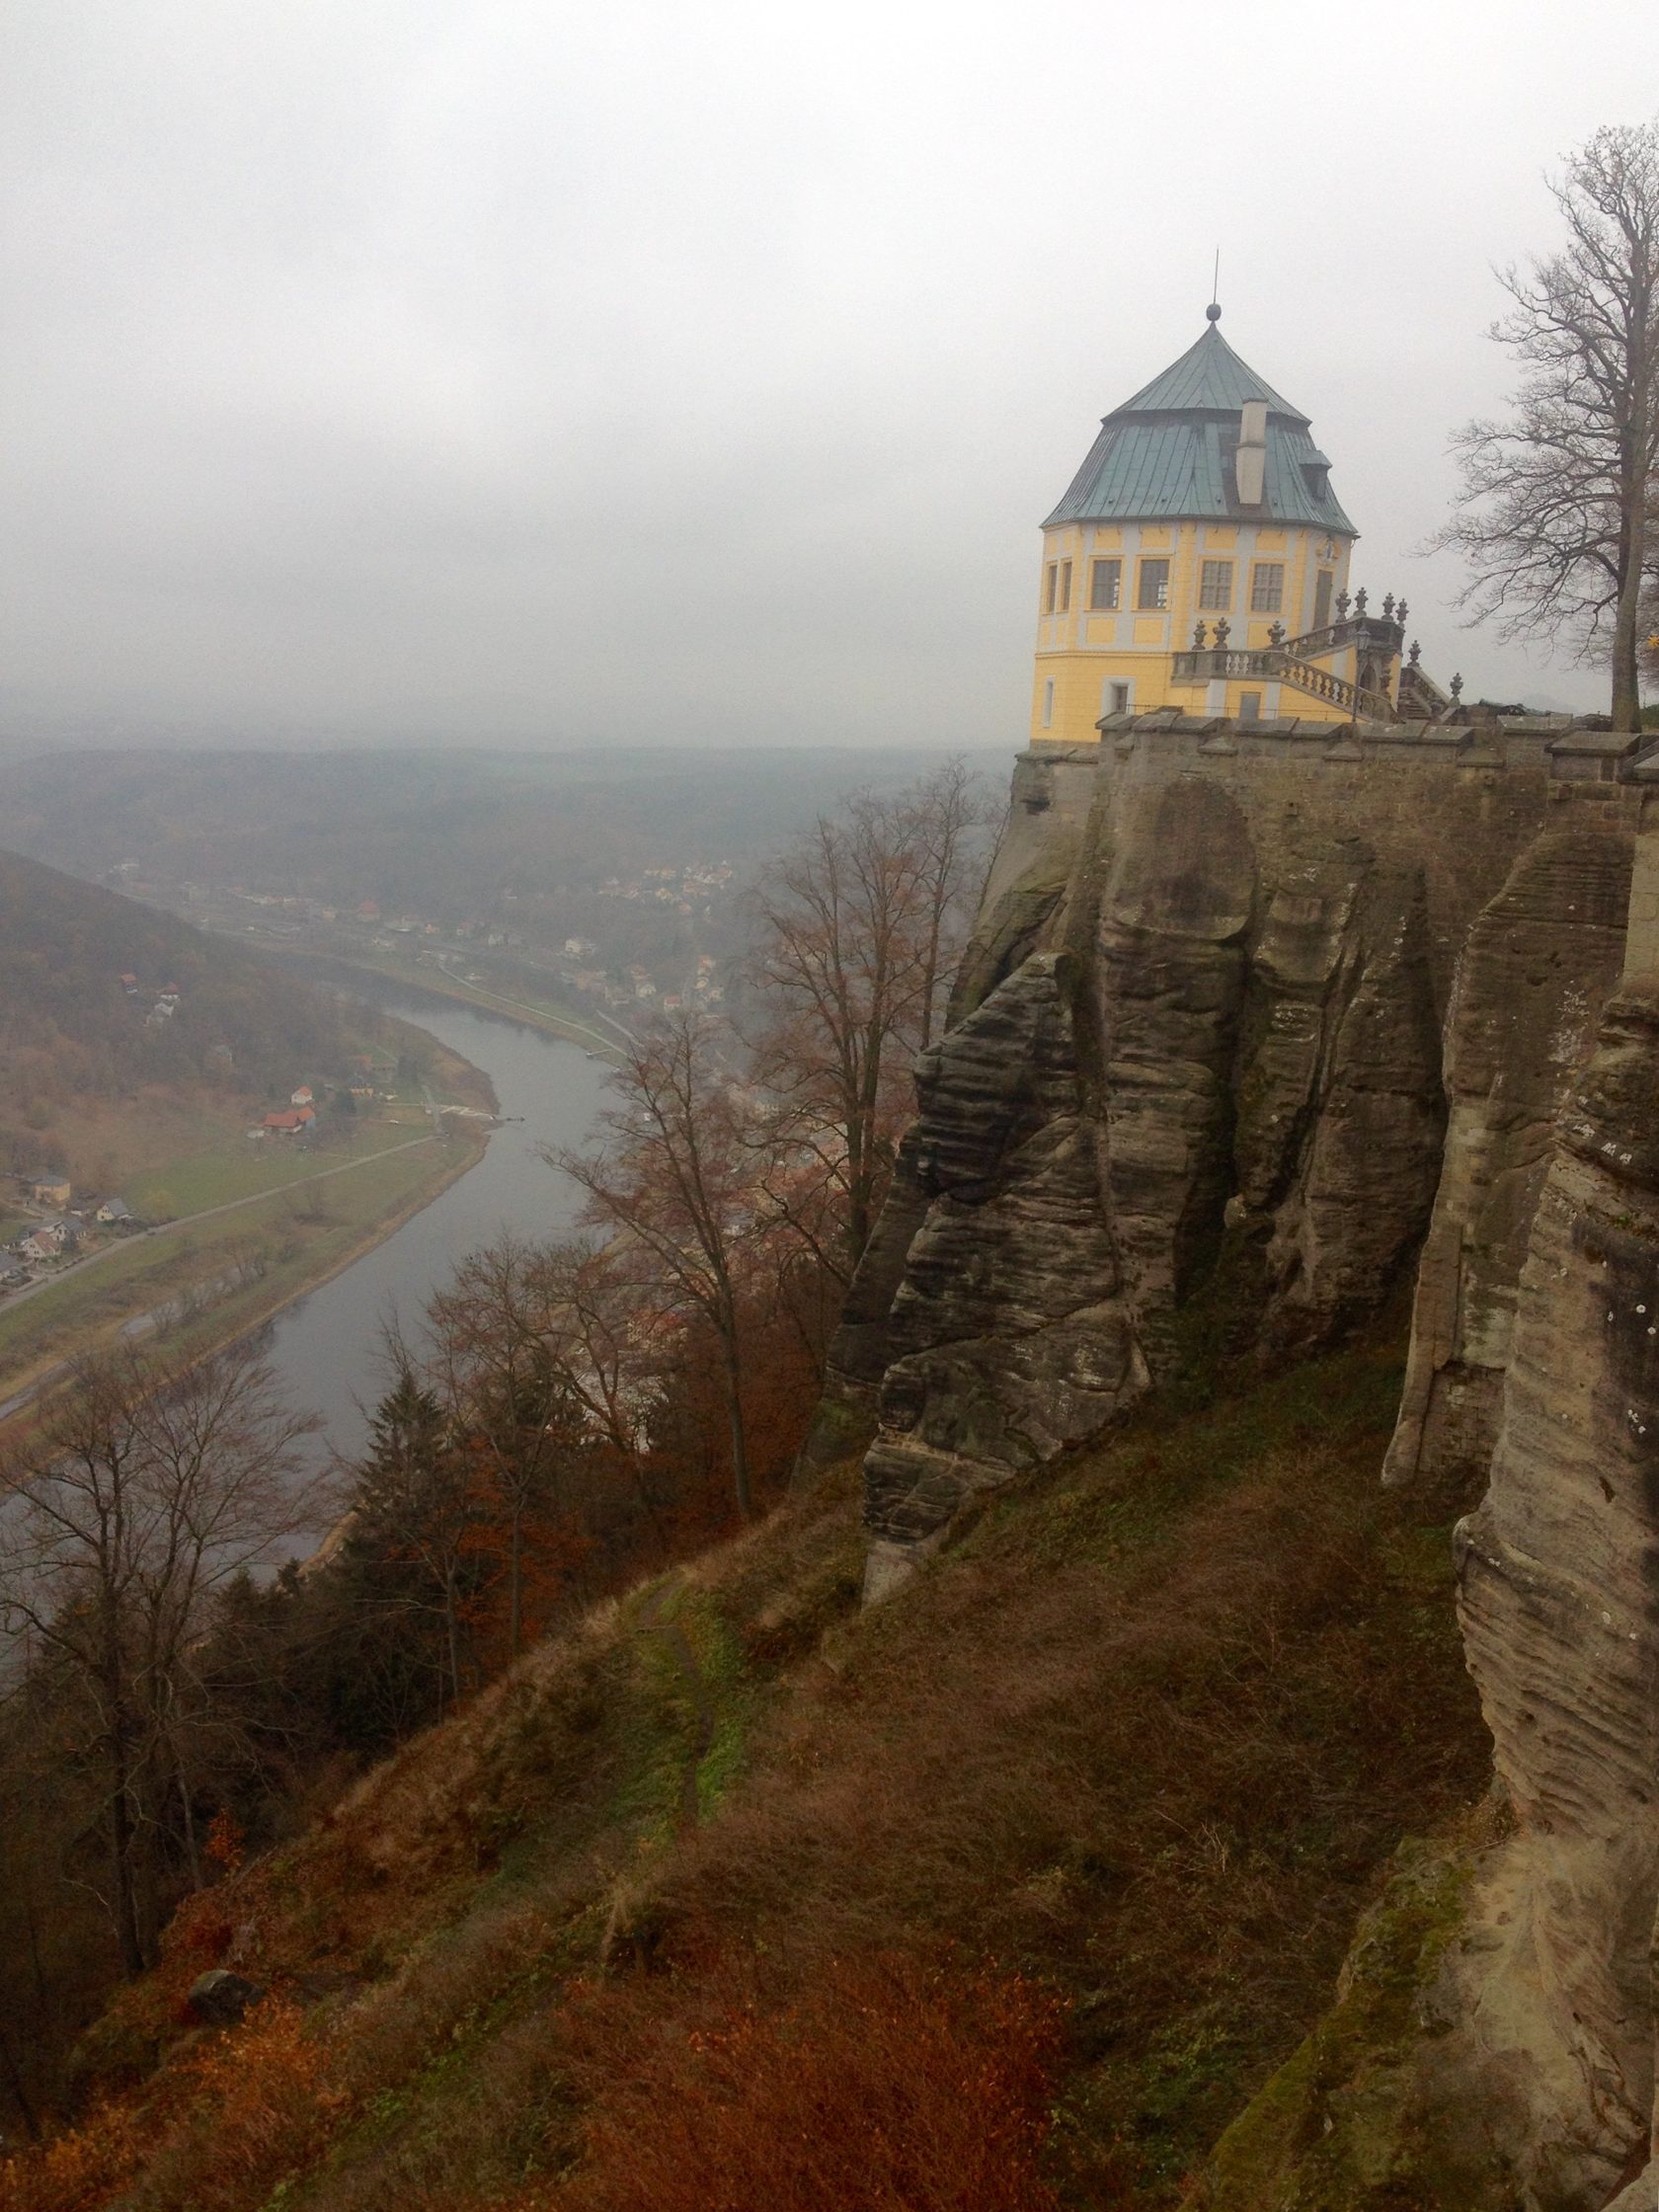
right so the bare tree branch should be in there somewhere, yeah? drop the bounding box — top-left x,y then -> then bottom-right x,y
1427,119 -> 1659,728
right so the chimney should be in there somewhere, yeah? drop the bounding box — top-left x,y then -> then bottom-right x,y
1235,400 -> 1267,506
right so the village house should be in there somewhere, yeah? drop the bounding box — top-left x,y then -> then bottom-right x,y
96,1197 -> 133,1225
261,1105 -> 317,1137
16,1218 -> 75,1262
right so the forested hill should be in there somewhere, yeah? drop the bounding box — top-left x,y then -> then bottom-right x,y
0,844 -> 350,1127
0,745 -> 1000,917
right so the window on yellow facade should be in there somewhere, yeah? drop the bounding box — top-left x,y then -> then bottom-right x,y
1199,559 -> 1232,610
1089,558 -> 1121,610
1110,681 -> 1131,714
1043,564 -> 1058,614
1042,679 -> 1055,728
1239,690 -> 1262,723
1313,570 -> 1334,629
1137,559 -> 1170,611
1059,560 -> 1072,612
1250,562 -> 1285,614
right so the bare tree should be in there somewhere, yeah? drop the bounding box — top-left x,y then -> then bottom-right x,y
0,1349 -> 316,1975
907,757 -> 987,1050
1642,560 -> 1659,693
426,1234 -> 576,1661
553,1012 -> 762,1520
522,1239 -> 666,1507
1430,119 -> 1659,730
749,762 -> 985,1274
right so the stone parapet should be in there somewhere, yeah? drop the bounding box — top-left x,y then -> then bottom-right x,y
1029,712 -> 1659,784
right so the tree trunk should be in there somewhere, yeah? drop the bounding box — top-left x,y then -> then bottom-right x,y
107,1737 -> 145,1979
509,1499 -> 523,1659
444,1573 -> 462,1706
1613,485 -> 1645,731
178,1760 -> 201,1892
0,2025 -> 40,2144
721,1330 -> 753,1522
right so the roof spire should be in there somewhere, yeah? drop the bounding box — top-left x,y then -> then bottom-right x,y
1207,248 -> 1221,322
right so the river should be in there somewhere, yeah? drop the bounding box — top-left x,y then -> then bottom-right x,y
257,981 -> 613,1519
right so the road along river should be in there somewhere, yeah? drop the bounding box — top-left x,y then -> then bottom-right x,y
253,982 -> 613,1533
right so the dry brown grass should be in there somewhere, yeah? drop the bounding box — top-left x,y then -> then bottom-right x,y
512,1952 -> 1066,2212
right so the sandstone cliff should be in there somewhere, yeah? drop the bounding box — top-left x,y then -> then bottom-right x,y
1203,981 -> 1659,2212
821,719 -> 1641,1596
813,714 -> 1659,2204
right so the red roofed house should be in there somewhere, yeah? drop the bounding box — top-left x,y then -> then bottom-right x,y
262,1106 -> 316,1136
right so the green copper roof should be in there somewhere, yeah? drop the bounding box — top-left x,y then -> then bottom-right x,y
1114,324 -> 1305,421
1044,320 -> 1357,537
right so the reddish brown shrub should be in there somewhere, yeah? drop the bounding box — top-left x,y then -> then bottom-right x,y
0,2096 -> 139,2212
0,1998 -> 345,2212
160,1999 -> 345,2203
515,1952 -> 1066,2212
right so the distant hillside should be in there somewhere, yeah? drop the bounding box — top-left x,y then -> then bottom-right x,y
0,845 -> 350,1160
0,745 -> 999,920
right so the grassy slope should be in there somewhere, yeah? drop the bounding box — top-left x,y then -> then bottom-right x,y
8,1331 -> 1492,2212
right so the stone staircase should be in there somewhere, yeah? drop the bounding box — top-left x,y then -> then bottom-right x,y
1169,596 -> 1453,724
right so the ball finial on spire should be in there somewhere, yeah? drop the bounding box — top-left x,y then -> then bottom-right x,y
1205,300 -> 1222,322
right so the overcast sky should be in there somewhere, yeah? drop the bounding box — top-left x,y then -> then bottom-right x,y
2,1 -> 1653,751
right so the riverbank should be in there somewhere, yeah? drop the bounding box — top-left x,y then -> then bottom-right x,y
0,1121 -> 488,1457
0,1014 -> 497,1457
2,987 -> 614,1488
276,944 -> 631,1063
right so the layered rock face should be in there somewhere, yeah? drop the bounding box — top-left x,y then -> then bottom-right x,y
847,750 -> 1486,1595
1448,985 -> 1659,2203
1211,977 -> 1659,2210
1384,821 -> 1633,1493
825,736 -> 1650,1599
810,725 -> 1659,2197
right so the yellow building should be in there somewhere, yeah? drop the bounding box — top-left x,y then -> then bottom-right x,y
1031,307 -> 1414,741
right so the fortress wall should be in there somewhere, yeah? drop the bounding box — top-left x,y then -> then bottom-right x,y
1083,720 -> 1648,1017
1623,815 -> 1659,980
